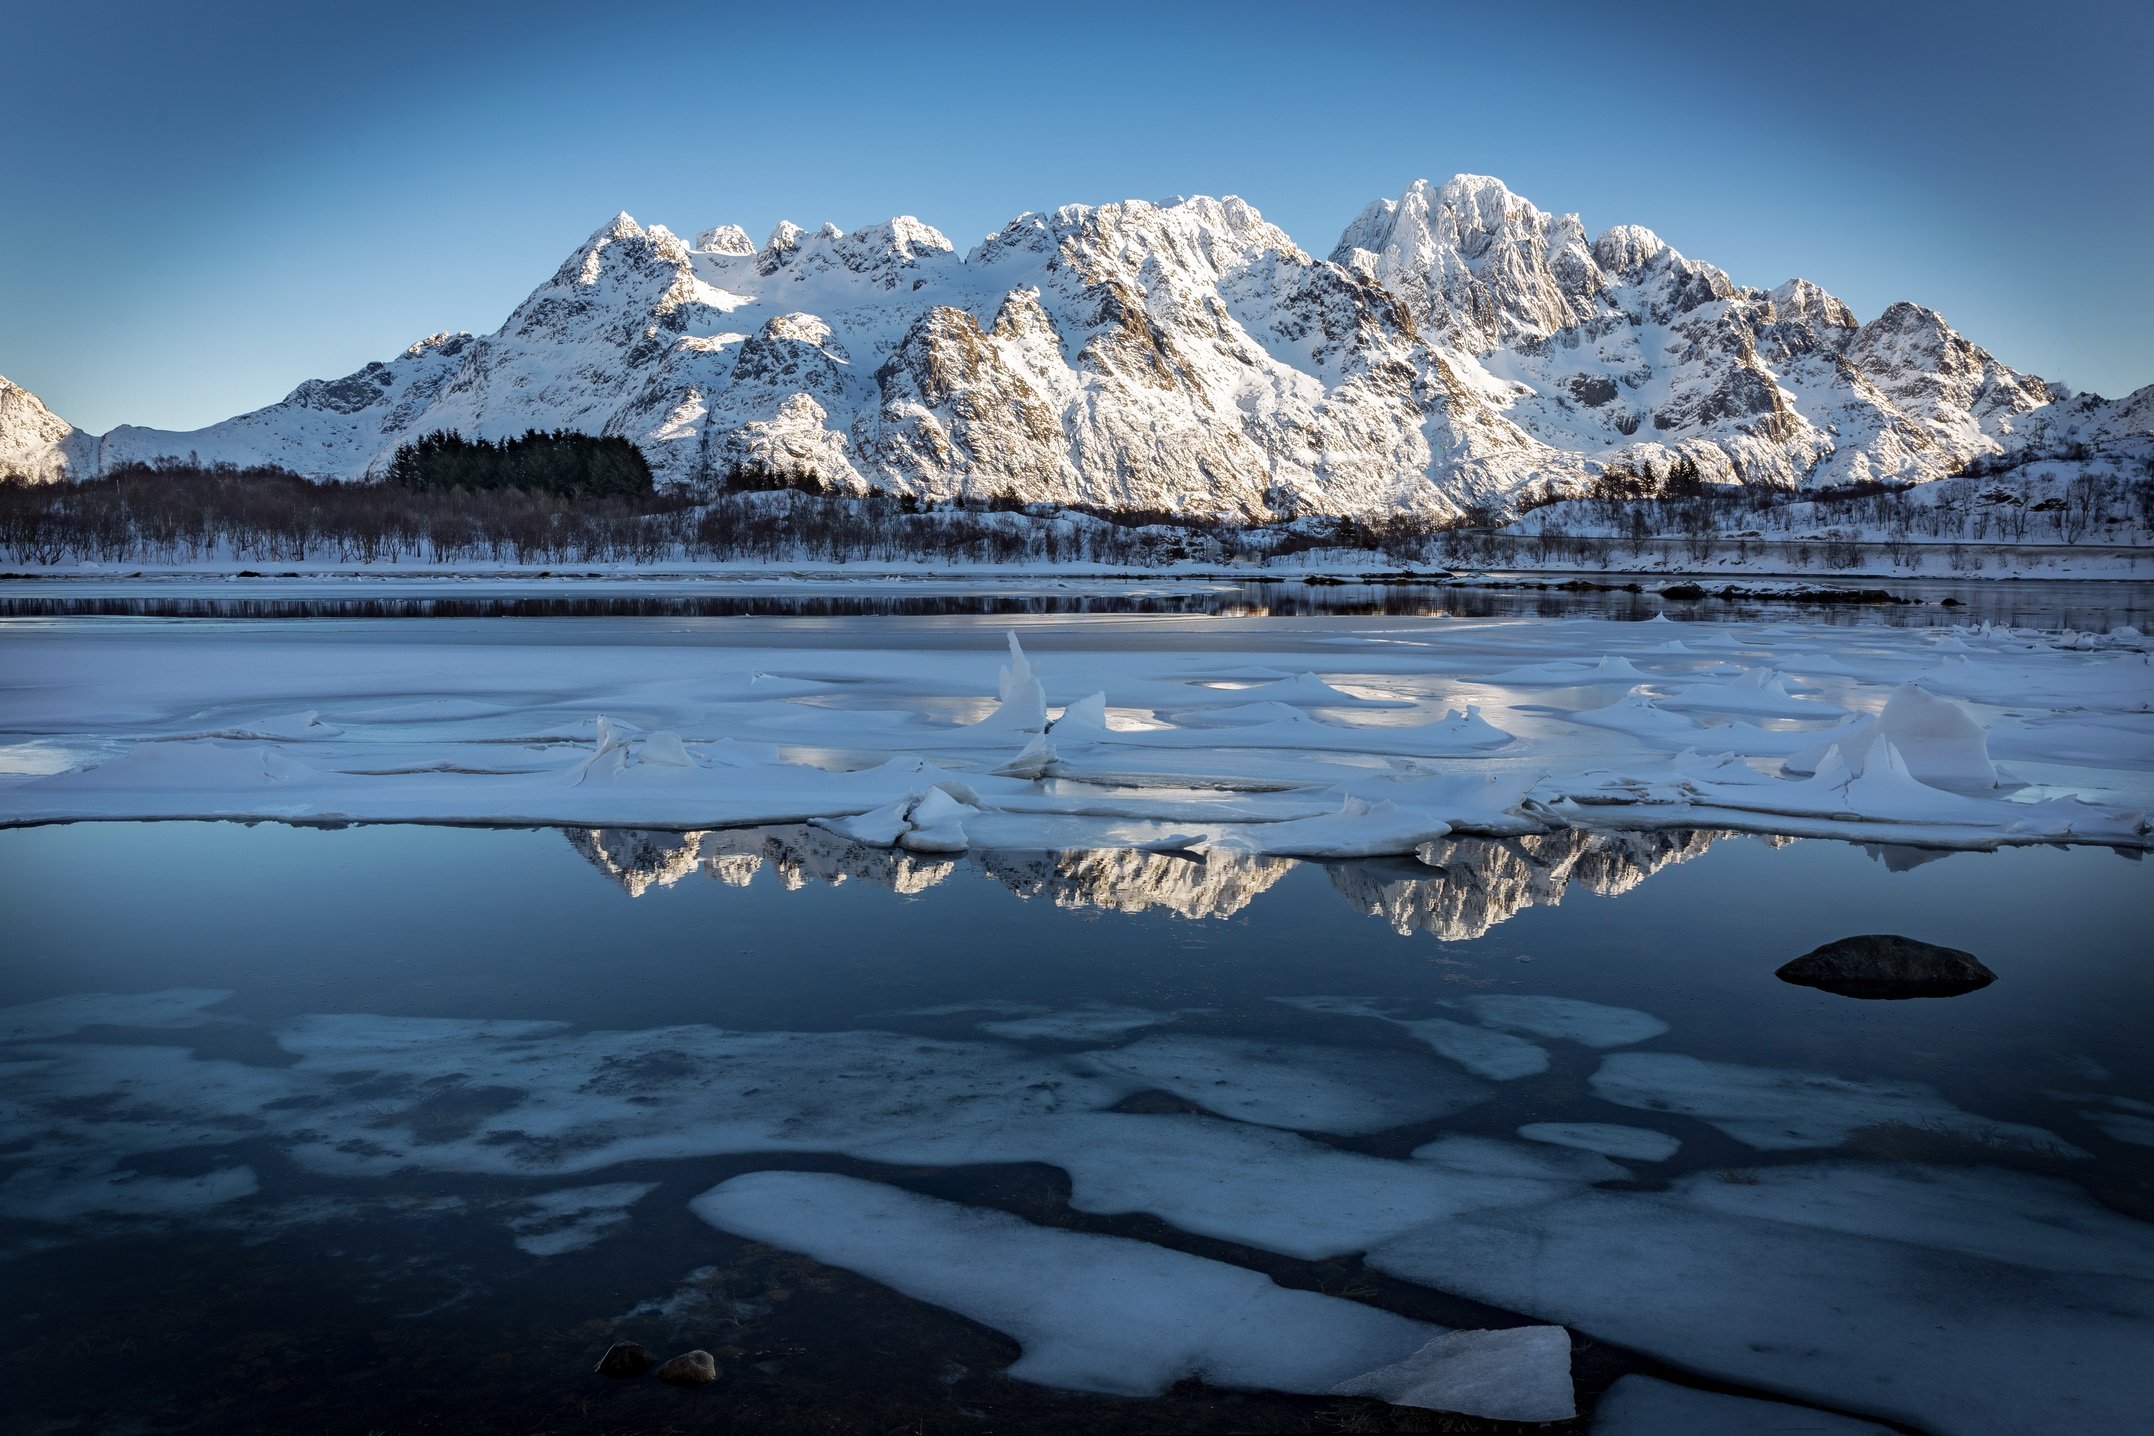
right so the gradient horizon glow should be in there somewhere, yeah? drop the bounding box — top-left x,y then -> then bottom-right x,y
5,0 -> 2148,434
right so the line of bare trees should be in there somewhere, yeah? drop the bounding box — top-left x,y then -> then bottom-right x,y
0,463 -> 1456,569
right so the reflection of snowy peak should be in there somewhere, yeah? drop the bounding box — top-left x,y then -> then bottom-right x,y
566,827 -> 709,897
10,175 -> 2145,514
1329,829 -> 1725,941
563,824 -> 1729,937
978,848 -> 1297,921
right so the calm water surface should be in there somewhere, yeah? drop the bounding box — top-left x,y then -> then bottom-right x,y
4,575 -> 2148,628
2,819 -> 2148,1433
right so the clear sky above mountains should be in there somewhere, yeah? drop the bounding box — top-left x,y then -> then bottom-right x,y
6,0 -> 2148,434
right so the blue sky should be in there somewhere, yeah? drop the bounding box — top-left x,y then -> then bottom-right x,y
5,0 -> 2148,433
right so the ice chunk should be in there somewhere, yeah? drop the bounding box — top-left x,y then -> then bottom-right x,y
1787,684 -> 2000,788
1212,796 -> 1451,859
1082,1035 -> 1489,1135
1369,1164 -> 2154,1436
1590,1051 -> 2083,1153
1399,1016 -> 1551,1080
1518,1122 -> 1680,1162
1459,994 -> 1670,1048
992,733 -> 1058,779
1591,1374 -> 1899,1435
1333,1325 -> 1574,1421
971,631 -> 1048,732
814,796 -> 912,846
690,1170 -> 1437,1398
901,785 -> 976,852
591,714 -> 635,756
638,731 -> 694,767
1048,690 -> 1109,739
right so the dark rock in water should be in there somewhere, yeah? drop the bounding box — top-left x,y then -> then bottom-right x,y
1777,934 -> 1996,998
594,1341 -> 653,1379
1657,582 -> 1707,600
654,1349 -> 720,1388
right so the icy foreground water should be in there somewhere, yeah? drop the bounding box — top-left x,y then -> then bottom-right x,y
1,601 -> 2151,1432
2,820 -> 2151,1434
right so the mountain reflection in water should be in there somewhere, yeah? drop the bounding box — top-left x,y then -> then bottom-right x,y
566,825 -> 1743,941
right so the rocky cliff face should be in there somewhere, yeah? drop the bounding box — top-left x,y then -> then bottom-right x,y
7,176 -> 2144,517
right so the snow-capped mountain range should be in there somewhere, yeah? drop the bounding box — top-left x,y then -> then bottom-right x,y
6,175 -> 2147,519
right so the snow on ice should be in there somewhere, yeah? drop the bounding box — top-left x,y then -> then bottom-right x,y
0,615 -> 2144,852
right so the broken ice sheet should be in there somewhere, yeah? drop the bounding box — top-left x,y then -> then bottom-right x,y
1079,1034 -> 1490,1134
1589,1051 -> 2086,1154
690,1169 -> 1573,1419
1457,993 -> 1670,1048
1368,1160 -> 2154,1436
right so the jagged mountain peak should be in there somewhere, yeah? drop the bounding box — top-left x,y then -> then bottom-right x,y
4,175 -> 2145,509
693,223 -> 756,256
1335,175 -> 1601,351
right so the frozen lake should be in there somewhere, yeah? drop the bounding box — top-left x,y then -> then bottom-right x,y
3,597 -> 2152,1432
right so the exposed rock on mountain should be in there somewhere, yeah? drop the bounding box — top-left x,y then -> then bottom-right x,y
7,176 -> 2145,517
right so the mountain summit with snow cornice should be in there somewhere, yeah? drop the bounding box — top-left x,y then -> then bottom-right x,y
6,176 -> 2145,519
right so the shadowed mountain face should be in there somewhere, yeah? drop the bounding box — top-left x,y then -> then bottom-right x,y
565,824 -> 1733,940
7,177 -> 2145,516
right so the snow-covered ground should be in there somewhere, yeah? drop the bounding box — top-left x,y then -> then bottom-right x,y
2,612 -> 2146,851
1490,467 -> 2153,577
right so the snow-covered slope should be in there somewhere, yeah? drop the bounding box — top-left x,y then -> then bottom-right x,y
5,178 -> 2146,517
0,376 -> 100,481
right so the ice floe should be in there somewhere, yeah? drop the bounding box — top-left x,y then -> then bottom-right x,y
1590,1052 -> 2084,1153
1369,1161 -> 2154,1436
1332,1325 -> 1575,1421
1458,994 -> 1670,1048
1081,1035 -> 1489,1134
1518,1122 -> 1681,1162
689,1169 -> 1444,1399
690,1169 -> 1577,1418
